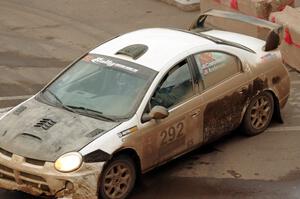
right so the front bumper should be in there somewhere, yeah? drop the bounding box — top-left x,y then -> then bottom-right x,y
0,149 -> 104,199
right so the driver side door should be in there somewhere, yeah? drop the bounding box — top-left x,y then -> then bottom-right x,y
140,59 -> 205,170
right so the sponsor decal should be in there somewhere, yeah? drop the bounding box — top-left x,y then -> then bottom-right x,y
82,55 -> 95,62
260,53 -> 276,62
199,52 -> 215,65
117,127 -> 138,138
199,52 -> 225,76
91,57 -> 138,73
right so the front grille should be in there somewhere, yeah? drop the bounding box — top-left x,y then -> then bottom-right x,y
0,164 -> 16,183
0,173 -> 15,182
0,164 -> 13,174
0,162 -> 50,194
20,172 -> 46,182
22,179 -> 50,192
0,148 -> 45,167
25,157 -> 45,166
0,148 -> 13,157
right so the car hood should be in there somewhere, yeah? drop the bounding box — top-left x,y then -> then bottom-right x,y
0,98 -> 120,162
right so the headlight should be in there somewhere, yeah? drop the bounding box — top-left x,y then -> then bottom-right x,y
54,152 -> 83,172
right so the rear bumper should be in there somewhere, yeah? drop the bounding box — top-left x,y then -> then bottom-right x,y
0,151 -> 104,199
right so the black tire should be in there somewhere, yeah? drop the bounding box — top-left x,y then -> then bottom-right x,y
99,155 -> 136,199
242,92 -> 274,136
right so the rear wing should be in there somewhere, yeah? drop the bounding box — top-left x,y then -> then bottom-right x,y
189,9 -> 283,51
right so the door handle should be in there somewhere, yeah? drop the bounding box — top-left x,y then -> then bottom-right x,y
238,87 -> 248,94
191,113 -> 198,118
190,110 -> 200,118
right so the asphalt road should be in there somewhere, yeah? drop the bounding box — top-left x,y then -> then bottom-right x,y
0,0 -> 300,199
0,0 -> 195,108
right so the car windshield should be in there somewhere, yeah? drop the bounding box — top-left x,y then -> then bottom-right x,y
38,54 -> 157,120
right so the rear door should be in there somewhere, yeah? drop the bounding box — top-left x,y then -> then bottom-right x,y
192,51 -> 251,143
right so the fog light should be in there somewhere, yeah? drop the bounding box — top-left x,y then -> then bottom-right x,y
66,181 -> 74,191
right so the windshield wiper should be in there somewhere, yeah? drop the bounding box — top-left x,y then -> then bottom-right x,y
45,89 -> 63,104
42,90 -> 115,121
65,105 -> 115,122
43,90 -> 76,113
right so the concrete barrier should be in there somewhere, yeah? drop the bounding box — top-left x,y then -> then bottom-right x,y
160,0 -> 200,11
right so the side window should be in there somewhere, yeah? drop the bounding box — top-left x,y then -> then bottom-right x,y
194,52 -> 241,89
150,60 -> 194,109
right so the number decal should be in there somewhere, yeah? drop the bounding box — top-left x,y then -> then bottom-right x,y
168,127 -> 176,142
161,130 -> 167,145
160,122 -> 184,146
176,122 -> 184,138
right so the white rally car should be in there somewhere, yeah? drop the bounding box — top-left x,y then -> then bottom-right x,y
0,10 -> 290,199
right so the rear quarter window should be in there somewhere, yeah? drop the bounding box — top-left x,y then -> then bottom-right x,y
194,52 -> 241,89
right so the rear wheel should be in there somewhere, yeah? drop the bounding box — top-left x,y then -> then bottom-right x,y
242,92 -> 274,136
99,155 -> 136,199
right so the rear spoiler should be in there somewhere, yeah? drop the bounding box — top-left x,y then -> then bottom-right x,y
189,9 -> 283,51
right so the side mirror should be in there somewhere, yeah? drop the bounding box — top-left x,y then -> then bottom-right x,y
141,106 -> 169,123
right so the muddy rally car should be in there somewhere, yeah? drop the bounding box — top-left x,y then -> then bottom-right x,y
0,10 -> 290,199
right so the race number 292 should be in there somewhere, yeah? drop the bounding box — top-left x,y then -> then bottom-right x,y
160,122 -> 184,146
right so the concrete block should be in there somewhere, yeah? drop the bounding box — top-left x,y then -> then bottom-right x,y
160,0 -> 200,11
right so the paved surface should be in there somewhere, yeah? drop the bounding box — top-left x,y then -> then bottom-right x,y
0,0 -> 300,199
0,0 -> 195,108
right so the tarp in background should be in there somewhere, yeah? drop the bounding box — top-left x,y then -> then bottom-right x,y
200,0 -> 275,39
271,0 -> 295,11
201,0 -> 273,19
201,0 -> 295,18
270,6 -> 300,71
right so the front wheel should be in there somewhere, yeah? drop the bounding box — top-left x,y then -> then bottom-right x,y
99,155 -> 136,199
242,92 -> 274,136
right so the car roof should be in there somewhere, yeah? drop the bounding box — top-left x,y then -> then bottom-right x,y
90,28 -> 214,71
